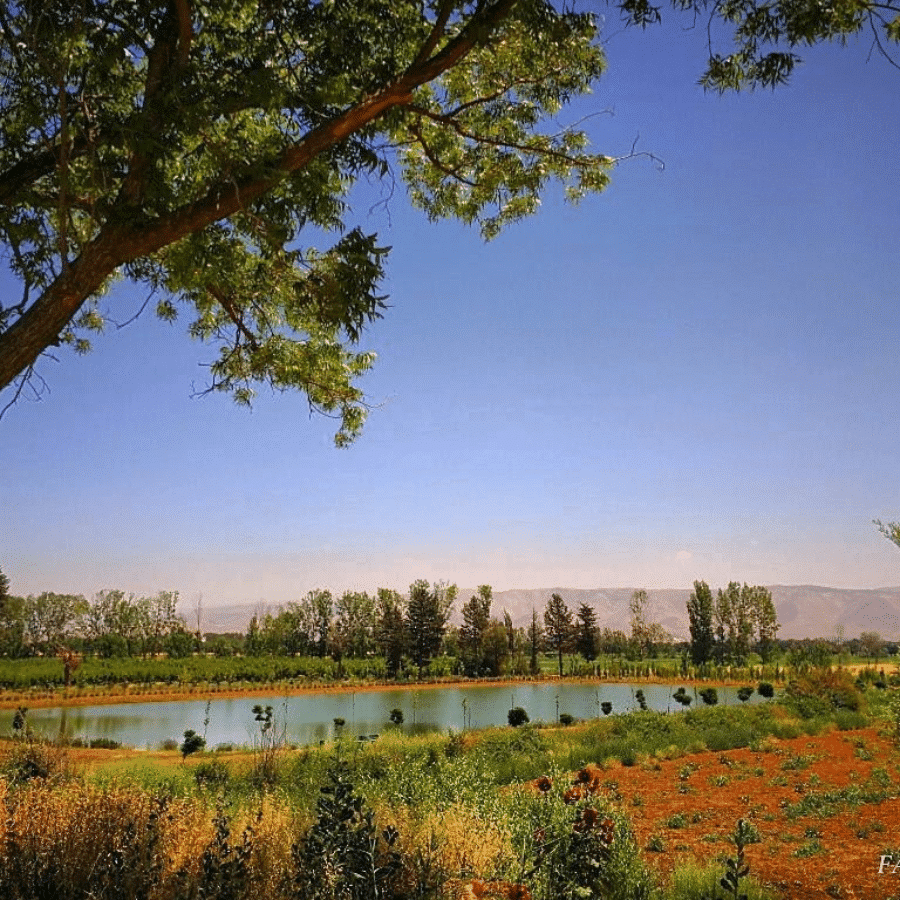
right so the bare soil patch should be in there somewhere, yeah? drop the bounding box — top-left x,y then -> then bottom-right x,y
606,726 -> 900,900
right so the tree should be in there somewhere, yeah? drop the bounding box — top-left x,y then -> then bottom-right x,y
459,585 -> 492,676
374,588 -> 406,677
859,630 -> 885,661
334,590 -> 376,658
180,728 -> 206,763
629,589 -> 654,659
687,580 -> 715,666
405,579 -> 455,677
574,602 -> 598,662
0,1 -> 611,439
0,567 -> 24,657
4,1 -> 888,432
750,585 -> 779,662
543,592 -> 573,676
528,607 -> 542,675
617,0 -> 899,91
22,591 -> 87,652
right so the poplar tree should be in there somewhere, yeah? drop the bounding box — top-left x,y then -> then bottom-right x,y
687,579 -> 715,665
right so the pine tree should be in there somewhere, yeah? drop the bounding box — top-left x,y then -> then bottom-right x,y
575,602 -> 598,662
543,593 -> 573,676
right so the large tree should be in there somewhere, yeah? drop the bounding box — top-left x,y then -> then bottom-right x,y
574,601 -> 598,662
686,579 -> 715,665
0,0 -> 609,439
459,584 -> 492,676
405,579 -> 455,677
1,1 -> 894,437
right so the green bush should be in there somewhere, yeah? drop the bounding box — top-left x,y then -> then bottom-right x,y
508,706 -> 529,727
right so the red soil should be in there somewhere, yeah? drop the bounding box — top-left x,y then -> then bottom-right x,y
603,726 -> 900,900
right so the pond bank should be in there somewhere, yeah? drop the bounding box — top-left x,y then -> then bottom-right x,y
0,671 -> 764,710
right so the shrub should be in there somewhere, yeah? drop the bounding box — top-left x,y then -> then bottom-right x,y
1,741 -> 73,784
784,669 -> 864,719
699,688 -> 718,706
737,686 -> 754,703
389,708 -> 404,726
757,681 -> 775,698
508,707 -> 529,727
180,729 -> 206,762
673,688 -> 693,708
559,713 -> 574,726
601,702 -> 613,716
194,759 -> 230,789
291,762 -> 401,900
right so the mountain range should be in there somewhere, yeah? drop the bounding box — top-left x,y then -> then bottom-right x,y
192,585 -> 900,641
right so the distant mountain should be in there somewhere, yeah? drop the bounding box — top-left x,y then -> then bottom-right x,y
193,585 -> 900,640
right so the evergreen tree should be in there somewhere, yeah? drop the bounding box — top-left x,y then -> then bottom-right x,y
405,580 -> 454,677
459,585 -> 492,676
528,608 -> 542,675
374,588 -> 406,678
575,602 -> 598,661
543,593 -> 573,676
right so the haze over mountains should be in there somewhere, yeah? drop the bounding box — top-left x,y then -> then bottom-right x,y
195,585 -> 900,641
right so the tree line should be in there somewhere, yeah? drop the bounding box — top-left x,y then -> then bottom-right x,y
0,572 -> 194,659
0,565 -> 789,680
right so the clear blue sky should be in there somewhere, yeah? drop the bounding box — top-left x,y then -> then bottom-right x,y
2,19 -> 898,610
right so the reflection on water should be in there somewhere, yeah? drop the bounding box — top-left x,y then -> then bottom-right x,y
0,682 -> 762,749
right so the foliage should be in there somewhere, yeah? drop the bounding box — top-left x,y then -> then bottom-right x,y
701,819 -> 755,900
405,580 -> 455,678
0,0 -> 616,442
543,593 -> 573,676
620,0 -> 900,92
673,687 -> 693,708
389,708 -> 404,726
687,581 -> 716,666
874,519 -> 900,550
1,739 -> 73,785
292,762 -> 401,900
699,688 -> 718,707
757,682 -> 774,699
180,729 -> 206,763
737,687 -> 754,703
575,602 -> 599,662
784,668 -> 864,719
508,706 -> 530,727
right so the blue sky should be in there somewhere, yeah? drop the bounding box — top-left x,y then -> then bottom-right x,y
2,18 -> 898,610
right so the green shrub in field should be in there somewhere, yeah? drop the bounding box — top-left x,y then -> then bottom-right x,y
291,762 -> 401,900
503,776 -> 654,900
508,706 -> 529,727
784,669 -> 864,719
757,682 -> 775,698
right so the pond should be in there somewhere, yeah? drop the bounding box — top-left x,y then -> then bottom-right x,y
1,682 -> 763,749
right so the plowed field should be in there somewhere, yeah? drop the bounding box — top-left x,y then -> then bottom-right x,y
608,726 -> 900,900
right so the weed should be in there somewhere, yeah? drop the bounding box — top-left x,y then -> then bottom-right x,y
646,834 -> 665,852
793,838 -> 824,858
